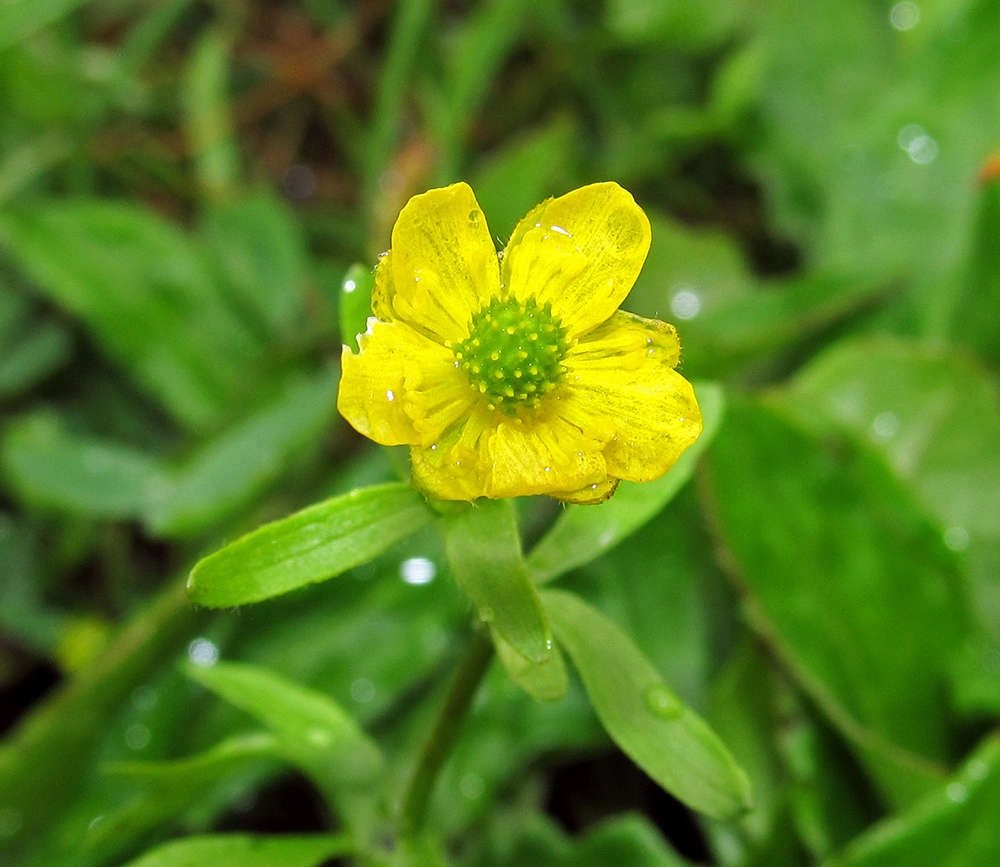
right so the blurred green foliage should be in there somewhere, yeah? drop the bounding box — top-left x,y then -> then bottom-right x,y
2,0 -> 1000,865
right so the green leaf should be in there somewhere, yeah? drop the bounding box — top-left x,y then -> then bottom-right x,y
706,398 -> 968,805
472,115 -> 580,242
0,201 -> 262,431
187,482 -> 434,606
838,734 -> 1000,867
541,588 -> 751,819
0,288 -> 71,398
119,834 -> 354,867
527,381 -> 723,584
0,0 -> 91,52
145,367 -> 340,537
184,29 -> 238,202
86,734 -> 281,864
948,177 -> 1000,366
338,262 -> 374,347
0,582 -> 199,866
201,191 -> 308,336
494,632 -> 568,703
787,337 -> 1000,543
1,412 -> 166,519
573,814 -> 692,867
186,661 -> 384,835
444,499 -> 552,664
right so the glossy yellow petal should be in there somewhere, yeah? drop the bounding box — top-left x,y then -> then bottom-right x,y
410,409 -> 607,500
338,319 -> 469,447
409,409 -> 494,500
370,251 -> 394,322
552,477 -> 620,505
562,310 -> 701,482
487,416 -> 607,499
501,183 -> 651,338
383,183 -> 501,344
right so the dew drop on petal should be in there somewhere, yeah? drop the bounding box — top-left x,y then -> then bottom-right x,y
386,390 -> 395,402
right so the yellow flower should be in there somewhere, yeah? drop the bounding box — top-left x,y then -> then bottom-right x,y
337,182 -> 702,504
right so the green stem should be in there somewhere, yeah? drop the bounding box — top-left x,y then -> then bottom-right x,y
400,628 -> 494,837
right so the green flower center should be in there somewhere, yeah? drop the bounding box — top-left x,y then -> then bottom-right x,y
453,296 -> 571,414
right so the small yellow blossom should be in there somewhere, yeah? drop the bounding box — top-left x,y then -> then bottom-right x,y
337,182 -> 702,504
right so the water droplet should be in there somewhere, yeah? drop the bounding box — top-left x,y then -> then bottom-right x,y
890,0 -> 920,30
946,782 -> 968,803
188,637 -> 219,667
307,727 -> 334,747
125,723 -> 151,750
645,685 -> 683,719
131,685 -> 158,712
908,134 -> 939,164
350,677 -> 376,703
386,389 -> 395,402
283,164 -> 317,199
944,526 -> 970,552
401,556 -> 436,585
87,814 -> 105,832
460,773 -> 485,799
0,807 -> 24,837
967,759 -> 989,780
550,224 -> 571,236
343,279 -> 357,293
670,285 -> 702,320
870,411 -> 899,441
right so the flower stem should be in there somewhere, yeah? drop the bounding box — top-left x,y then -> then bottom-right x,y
400,628 -> 494,837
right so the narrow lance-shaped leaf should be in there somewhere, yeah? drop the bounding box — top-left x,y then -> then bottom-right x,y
186,661 -> 385,840
187,482 -> 434,607
444,498 -> 553,666
119,833 -> 354,867
541,588 -> 752,819
87,734 -> 282,865
840,733 -> 1000,867
146,367 -> 340,537
528,381 -> 724,584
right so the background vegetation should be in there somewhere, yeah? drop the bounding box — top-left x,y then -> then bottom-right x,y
2,0 -> 1000,865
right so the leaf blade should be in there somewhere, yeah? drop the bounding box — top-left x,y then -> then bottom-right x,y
187,482 -> 434,606
542,588 -> 751,819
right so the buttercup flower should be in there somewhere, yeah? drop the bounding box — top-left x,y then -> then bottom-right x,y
337,182 -> 702,504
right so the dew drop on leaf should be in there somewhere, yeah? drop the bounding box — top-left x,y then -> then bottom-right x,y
644,685 -> 683,719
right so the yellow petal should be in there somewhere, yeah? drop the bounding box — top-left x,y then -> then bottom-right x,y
338,319 -> 469,446
552,477 -> 620,505
562,310 -> 702,482
383,183 -> 501,344
409,410 -> 608,501
370,251 -> 394,322
409,409 -> 494,500
501,183 -> 651,338
487,416 -> 607,498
